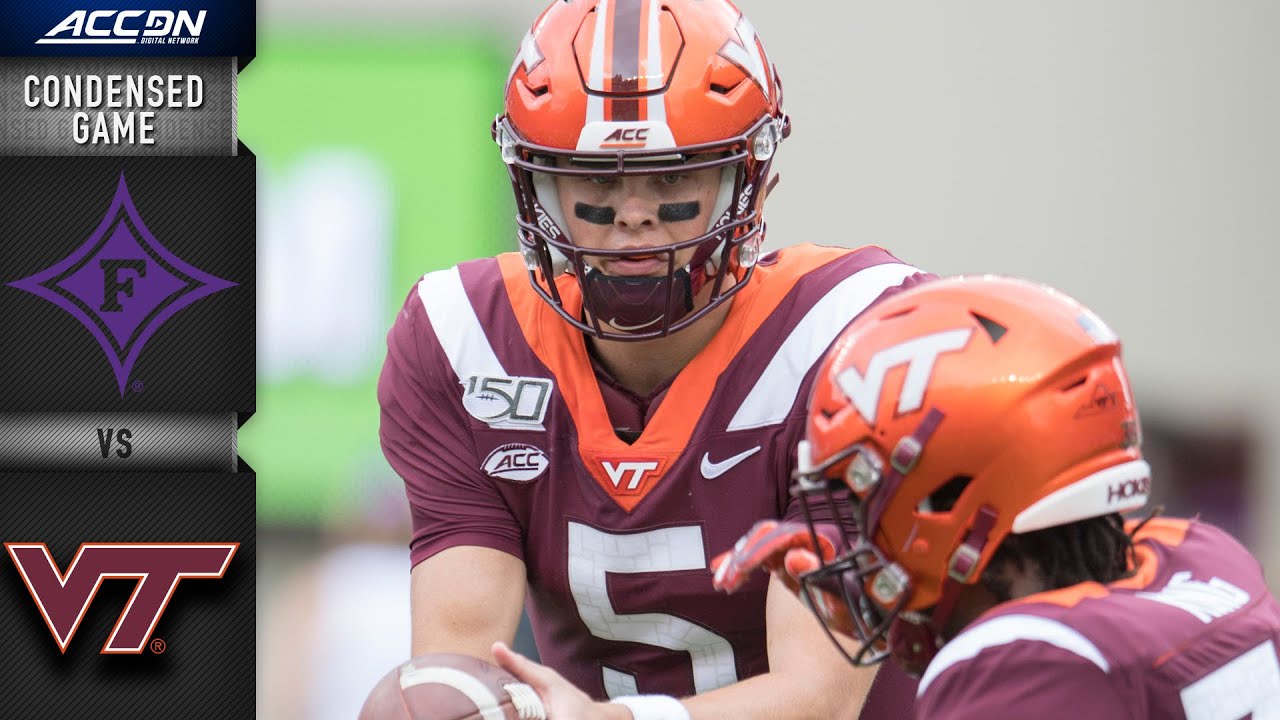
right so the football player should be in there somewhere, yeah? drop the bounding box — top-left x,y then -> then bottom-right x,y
713,276 -> 1280,718
378,0 -> 929,718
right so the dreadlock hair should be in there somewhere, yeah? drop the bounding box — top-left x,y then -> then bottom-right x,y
980,513 -> 1134,603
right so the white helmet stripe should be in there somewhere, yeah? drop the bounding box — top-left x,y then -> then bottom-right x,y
645,0 -> 665,124
586,0 -> 609,124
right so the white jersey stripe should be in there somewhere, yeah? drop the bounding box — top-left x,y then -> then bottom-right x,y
417,267 -> 507,383
726,262 -> 921,432
918,614 -> 1110,697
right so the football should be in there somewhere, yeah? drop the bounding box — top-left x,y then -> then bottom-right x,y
359,653 -> 546,720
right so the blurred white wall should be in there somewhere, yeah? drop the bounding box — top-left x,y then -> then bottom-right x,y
262,0 -> 1280,576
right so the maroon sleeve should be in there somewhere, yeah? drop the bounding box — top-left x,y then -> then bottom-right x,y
917,641 -> 1132,720
378,286 -> 524,567
857,663 -> 918,720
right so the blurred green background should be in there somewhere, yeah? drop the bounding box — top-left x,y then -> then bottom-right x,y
239,32 -> 509,524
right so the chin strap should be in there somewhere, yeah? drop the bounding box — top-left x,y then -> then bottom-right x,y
864,408 -> 946,539
887,504 -> 999,676
930,504 -> 999,631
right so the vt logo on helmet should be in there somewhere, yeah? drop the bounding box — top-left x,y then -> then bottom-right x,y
791,276 -> 1151,675
494,0 -> 789,341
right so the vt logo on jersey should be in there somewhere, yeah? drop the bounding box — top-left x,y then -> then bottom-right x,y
5,542 -> 237,654
6,173 -> 236,395
603,460 -> 660,491
583,453 -> 669,512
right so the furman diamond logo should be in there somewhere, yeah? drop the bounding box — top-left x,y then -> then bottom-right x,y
7,173 -> 235,395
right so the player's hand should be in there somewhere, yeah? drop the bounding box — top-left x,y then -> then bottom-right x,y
711,520 -> 858,636
780,544 -> 858,637
491,642 -> 631,720
710,520 -> 842,594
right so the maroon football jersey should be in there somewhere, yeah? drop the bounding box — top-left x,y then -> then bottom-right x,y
379,244 -> 926,709
916,518 -> 1280,719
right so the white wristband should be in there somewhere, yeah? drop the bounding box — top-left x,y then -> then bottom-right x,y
608,694 -> 691,720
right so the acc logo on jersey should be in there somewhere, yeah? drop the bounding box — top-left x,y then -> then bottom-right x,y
461,374 -> 553,429
482,443 -> 549,482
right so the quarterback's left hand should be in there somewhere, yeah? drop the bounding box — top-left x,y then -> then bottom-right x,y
711,520 -> 860,637
710,519 -> 842,594
491,642 -> 631,720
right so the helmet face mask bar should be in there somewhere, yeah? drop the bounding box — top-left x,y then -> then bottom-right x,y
791,441 -> 922,670
496,114 -> 786,341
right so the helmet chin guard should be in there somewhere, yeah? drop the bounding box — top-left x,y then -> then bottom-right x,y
581,266 -> 693,333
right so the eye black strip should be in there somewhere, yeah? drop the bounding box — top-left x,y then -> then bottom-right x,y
575,202 -> 616,225
658,201 -> 700,222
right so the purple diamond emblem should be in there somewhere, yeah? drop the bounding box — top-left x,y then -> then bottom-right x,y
8,173 -> 236,396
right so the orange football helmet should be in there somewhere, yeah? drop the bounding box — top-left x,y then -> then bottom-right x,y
495,0 -> 788,340
792,276 -> 1150,674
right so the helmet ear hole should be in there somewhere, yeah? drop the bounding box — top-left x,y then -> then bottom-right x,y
918,475 -> 972,514
1060,375 -> 1088,393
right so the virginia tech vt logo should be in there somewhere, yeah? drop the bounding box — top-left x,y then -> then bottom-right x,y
7,173 -> 235,395
6,542 -> 238,654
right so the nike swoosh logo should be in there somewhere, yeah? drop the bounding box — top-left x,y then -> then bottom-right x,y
700,446 -> 762,479
608,316 -> 662,332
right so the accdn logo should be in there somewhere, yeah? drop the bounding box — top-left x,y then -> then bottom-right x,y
38,10 -> 206,45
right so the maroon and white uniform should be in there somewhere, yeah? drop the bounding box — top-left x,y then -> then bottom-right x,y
917,518 -> 1280,719
380,244 -> 927,710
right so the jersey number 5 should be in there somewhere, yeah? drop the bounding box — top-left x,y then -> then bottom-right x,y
567,522 -> 739,698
